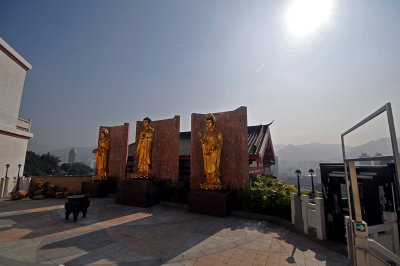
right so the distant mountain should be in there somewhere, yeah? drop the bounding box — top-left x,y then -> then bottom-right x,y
275,143 -> 342,163
275,137 -> 400,164
346,138 -> 398,159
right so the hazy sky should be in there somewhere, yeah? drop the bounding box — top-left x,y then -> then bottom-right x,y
1,0 -> 399,150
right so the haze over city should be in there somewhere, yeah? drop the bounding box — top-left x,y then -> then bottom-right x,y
1,0 -> 399,151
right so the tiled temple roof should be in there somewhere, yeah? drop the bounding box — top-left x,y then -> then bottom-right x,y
179,123 -> 273,157
247,125 -> 269,157
128,143 -> 135,157
128,123 -> 273,158
179,131 -> 191,157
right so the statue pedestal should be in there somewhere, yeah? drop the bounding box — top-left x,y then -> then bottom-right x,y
115,179 -> 167,207
81,181 -> 109,198
105,178 -> 117,194
189,190 -> 233,217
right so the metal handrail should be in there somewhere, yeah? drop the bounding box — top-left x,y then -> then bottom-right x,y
368,238 -> 400,265
341,102 -> 400,266
342,105 -> 387,137
345,155 -> 395,163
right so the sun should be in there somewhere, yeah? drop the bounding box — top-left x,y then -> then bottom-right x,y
285,0 -> 334,37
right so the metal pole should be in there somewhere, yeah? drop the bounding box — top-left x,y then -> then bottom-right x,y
5,164 -> 9,178
341,134 -> 356,266
17,164 -> 21,178
386,103 -> 400,210
15,164 -> 21,192
311,174 -> 315,193
4,164 -> 10,197
296,170 -> 301,196
297,175 -> 301,196
342,104 -> 387,137
309,169 -> 315,194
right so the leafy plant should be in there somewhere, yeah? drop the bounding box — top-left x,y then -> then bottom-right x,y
24,151 -> 93,176
24,151 -> 61,176
60,162 -> 94,176
301,189 -> 318,196
161,177 -> 190,203
247,176 -> 297,220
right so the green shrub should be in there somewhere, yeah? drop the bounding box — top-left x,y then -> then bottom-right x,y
245,176 -> 297,220
249,173 -> 258,186
301,189 -> 318,196
161,177 -> 190,203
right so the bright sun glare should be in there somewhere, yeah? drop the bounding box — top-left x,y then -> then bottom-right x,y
285,0 -> 334,37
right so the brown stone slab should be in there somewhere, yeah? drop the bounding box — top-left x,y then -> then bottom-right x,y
81,181 -> 108,198
190,107 -> 249,190
115,179 -> 167,207
98,123 -> 130,180
189,190 -> 234,217
134,116 -> 180,181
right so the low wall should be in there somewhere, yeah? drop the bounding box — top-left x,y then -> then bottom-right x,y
31,176 -> 92,194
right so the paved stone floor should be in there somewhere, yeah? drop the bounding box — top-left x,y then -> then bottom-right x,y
0,197 -> 348,265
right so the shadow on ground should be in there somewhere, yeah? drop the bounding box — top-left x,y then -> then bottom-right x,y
0,197 -> 348,265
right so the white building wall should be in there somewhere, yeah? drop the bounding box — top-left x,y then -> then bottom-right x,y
0,37 -> 33,197
0,38 -> 31,128
0,134 -> 29,195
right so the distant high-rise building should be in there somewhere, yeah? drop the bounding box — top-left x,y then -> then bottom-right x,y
87,158 -> 96,169
68,148 -> 78,164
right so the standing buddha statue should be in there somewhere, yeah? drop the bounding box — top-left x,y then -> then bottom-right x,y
198,113 -> 227,190
92,128 -> 110,181
131,117 -> 154,179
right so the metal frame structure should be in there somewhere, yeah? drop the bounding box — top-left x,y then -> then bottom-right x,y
341,102 -> 400,265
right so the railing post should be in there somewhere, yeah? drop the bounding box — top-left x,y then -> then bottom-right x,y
315,197 -> 327,240
291,192 -> 304,231
0,178 -> 4,197
301,194 -> 309,234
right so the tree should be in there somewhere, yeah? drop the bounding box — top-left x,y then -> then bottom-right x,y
24,151 -> 61,176
249,176 -> 297,220
60,163 -> 93,176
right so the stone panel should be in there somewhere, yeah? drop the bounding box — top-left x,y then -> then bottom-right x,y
99,123 -> 130,180
190,106 -> 249,190
134,116 -> 180,180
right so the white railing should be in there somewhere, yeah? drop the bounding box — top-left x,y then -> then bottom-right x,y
301,193 -> 327,240
290,192 -> 327,240
0,176 -> 31,197
16,118 -> 31,132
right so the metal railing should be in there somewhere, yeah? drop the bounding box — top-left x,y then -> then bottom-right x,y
341,102 -> 400,266
368,238 -> 400,265
341,103 -> 400,182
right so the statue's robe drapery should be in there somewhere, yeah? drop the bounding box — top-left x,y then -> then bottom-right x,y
94,138 -> 110,177
200,130 -> 223,184
136,128 -> 154,173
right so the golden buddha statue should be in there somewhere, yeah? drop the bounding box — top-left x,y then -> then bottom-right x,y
92,128 -> 110,181
198,113 -> 227,190
131,117 -> 154,179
